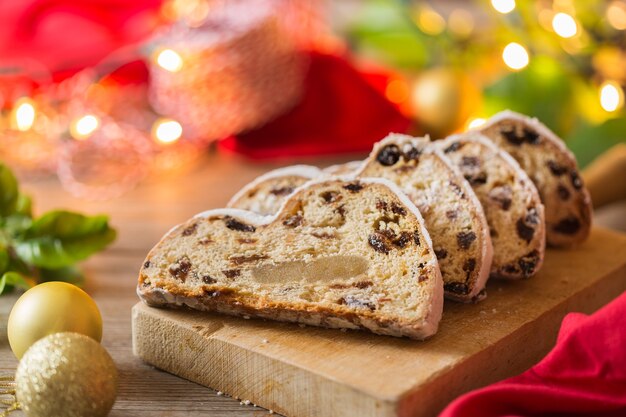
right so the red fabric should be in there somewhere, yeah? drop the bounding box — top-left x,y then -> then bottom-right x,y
219,52 -> 411,159
0,0 -> 162,78
440,291 -> 626,417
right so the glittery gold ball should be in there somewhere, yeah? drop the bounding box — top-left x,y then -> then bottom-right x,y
15,332 -> 118,417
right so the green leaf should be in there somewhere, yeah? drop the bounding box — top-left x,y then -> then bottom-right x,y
40,266 -> 84,286
0,164 -> 19,217
0,248 -> 8,273
484,56 -> 576,136
14,211 -> 116,269
0,271 -> 31,295
15,193 -> 32,217
567,117 -> 626,168
3,214 -> 33,236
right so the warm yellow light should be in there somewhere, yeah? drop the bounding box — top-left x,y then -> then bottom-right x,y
538,9 -> 555,31
502,42 -> 530,70
467,118 -> 487,130
448,9 -> 474,38
418,8 -> 446,36
12,98 -> 36,131
70,115 -> 100,140
552,13 -> 577,38
491,0 -> 515,14
156,49 -> 183,72
385,79 -> 410,104
607,1 -> 626,30
600,81 -> 624,112
153,119 -> 183,144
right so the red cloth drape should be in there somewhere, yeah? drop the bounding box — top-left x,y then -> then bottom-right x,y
0,1 -> 409,157
219,52 -> 411,159
440,291 -> 626,417
0,0 -> 162,77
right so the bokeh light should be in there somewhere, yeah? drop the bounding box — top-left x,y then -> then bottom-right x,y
491,0 -> 516,14
502,42 -> 529,70
552,13 -> 578,38
418,8 -> 446,35
607,1 -> 626,30
156,49 -> 184,72
467,117 -> 487,130
12,98 -> 36,131
600,81 -> 624,112
385,79 -> 410,104
153,119 -> 183,144
448,9 -> 475,38
70,115 -> 100,140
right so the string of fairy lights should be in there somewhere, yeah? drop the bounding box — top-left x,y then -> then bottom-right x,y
491,0 -> 624,114
1,0 -> 624,198
451,0 -> 623,124
358,0 -> 626,135
0,0 -> 319,198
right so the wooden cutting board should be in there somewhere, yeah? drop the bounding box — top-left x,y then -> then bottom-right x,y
132,227 -> 626,417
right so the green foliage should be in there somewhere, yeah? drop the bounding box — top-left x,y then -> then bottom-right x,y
483,56 -> 576,136
344,0 -> 625,166
0,163 -> 116,294
567,118 -> 626,168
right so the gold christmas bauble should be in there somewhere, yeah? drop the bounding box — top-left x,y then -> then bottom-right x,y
15,332 -> 118,417
8,281 -> 102,359
410,68 -> 481,137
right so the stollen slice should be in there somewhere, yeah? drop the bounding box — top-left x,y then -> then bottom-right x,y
478,110 -> 592,247
355,134 -> 493,302
138,178 -> 443,340
436,133 -> 546,279
227,165 -> 322,216
323,160 -> 363,176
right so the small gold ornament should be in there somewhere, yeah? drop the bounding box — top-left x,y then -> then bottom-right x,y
8,282 -> 103,359
410,68 -> 481,138
15,332 -> 117,417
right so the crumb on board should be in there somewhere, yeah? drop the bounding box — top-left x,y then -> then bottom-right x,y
262,339 -> 269,344
217,391 -> 223,396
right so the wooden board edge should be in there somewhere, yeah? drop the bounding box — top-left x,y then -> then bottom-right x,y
132,302 -> 398,417
396,259 -> 626,417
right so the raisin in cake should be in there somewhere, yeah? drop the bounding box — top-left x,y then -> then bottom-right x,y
355,134 -> 493,302
436,133 -> 545,279
478,110 -> 592,247
138,178 -> 443,339
227,165 -> 322,216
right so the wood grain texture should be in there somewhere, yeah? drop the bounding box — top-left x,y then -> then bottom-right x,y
133,228 -> 626,417
0,152 -> 364,417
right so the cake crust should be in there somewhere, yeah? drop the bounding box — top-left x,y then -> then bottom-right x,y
139,178 -> 443,339
478,110 -> 592,247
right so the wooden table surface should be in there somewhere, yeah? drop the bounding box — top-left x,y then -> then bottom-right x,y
1,149 -> 625,417
0,150 -> 366,417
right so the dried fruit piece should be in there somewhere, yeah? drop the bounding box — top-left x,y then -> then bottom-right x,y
376,145 -> 401,166
457,231 -> 477,250
553,217 -> 581,235
368,232 -> 391,254
225,217 -> 256,233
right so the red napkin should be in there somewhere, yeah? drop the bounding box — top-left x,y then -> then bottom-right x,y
219,52 -> 411,159
440,291 -> 626,417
